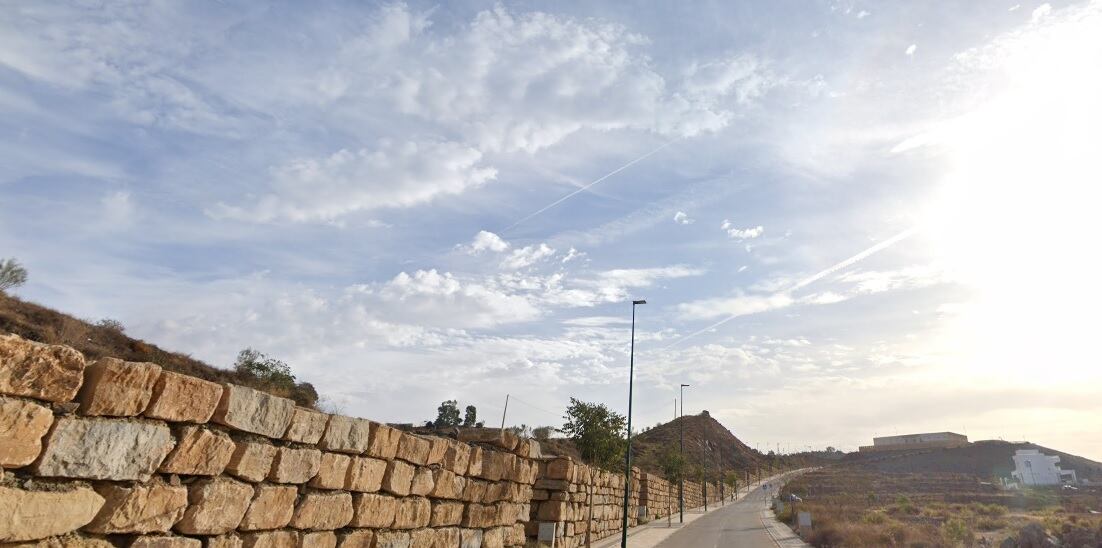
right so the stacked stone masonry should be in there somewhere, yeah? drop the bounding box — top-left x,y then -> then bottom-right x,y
0,334 -> 542,547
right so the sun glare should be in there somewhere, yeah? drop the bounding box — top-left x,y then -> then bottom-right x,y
920,4 -> 1102,383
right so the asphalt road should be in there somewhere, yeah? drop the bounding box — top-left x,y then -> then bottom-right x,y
654,484 -> 783,548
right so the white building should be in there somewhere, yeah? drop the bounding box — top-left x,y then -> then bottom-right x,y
1011,449 -> 1077,486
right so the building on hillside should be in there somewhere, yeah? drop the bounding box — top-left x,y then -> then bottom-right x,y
1011,449 -> 1077,486
858,432 -> 970,453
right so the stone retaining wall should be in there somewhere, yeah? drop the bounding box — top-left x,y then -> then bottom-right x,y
0,334 -> 539,548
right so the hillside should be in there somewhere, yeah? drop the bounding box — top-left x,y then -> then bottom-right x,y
845,439 -> 1102,482
0,293 -> 318,407
629,410 -> 766,478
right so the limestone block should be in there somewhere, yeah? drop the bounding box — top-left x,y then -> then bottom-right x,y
336,529 -> 373,548
372,531 -> 410,548
0,335 -> 86,403
225,440 -> 277,483
144,371 -> 223,424
282,407 -> 328,445
478,450 -> 504,482
159,426 -> 235,476
430,501 -> 465,527
174,478 -> 252,535
205,535 -> 243,548
240,531 -> 297,548
426,437 -> 450,465
130,536 -> 202,548
0,396 -> 53,467
211,384 -> 294,439
409,466 -> 434,496
307,452 -> 350,490
318,415 -> 371,454
467,447 -> 483,477
84,482 -> 187,534
344,456 -> 386,492
545,458 -> 574,481
300,531 -> 336,548
391,497 -> 430,529
0,485 -> 105,542
481,527 -> 505,548
462,503 -> 497,528
429,528 -> 461,548
507,524 -> 526,547
459,528 -> 483,548
408,529 -> 435,547
35,417 -> 174,481
77,358 -> 160,417
364,423 -> 401,459
521,439 -> 542,459
428,468 -> 461,499
461,479 -> 487,503
267,446 -> 321,484
289,491 -> 353,530
239,484 -> 296,531
4,535 -> 114,548
395,433 -> 430,465
381,459 -> 414,496
349,493 -> 397,528
443,441 -> 470,475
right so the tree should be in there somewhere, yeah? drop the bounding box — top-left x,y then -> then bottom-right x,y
96,318 -> 126,333
560,397 -> 626,470
657,445 -> 685,483
463,405 -> 477,427
532,426 -> 555,441
0,258 -> 28,292
434,400 -> 462,428
234,348 -> 296,391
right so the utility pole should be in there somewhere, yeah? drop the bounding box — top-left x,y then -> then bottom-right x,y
620,300 -> 646,548
679,383 -> 689,523
499,394 -> 509,431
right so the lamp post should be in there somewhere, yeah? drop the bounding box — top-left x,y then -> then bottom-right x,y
620,299 -> 646,548
679,383 -> 689,523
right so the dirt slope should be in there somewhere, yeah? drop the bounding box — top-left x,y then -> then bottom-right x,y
846,440 -> 1102,482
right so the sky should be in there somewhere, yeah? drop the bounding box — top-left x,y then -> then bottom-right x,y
2,1 -> 1100,460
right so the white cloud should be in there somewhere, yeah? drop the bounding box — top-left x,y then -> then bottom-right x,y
857,10 -> 870,19
99,191 -> 135,228
378,269 -> 540,328
211,139 -> 497,222
1031,3 -> 1052,22
561,247 -> 586,263
721,220 -> 764,239
905,44 -> 917,56
501,244 -> 556,270
467,231 -> 510,253
673,211 -> 694,225
678,292 -> 794,321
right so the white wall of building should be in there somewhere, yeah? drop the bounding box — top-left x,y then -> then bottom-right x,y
1011,449 -> 1078,486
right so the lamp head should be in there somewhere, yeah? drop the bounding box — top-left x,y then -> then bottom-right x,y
632,299 -> 647,305
681,383 -> 690,387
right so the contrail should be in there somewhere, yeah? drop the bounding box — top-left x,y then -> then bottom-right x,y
661,226 -> 920,350
502,137 -> 682,233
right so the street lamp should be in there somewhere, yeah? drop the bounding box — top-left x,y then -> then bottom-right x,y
620,299 -> 646,548
679,383 -> 689,523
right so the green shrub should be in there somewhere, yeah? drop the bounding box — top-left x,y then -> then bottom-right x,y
942,518 -> 975,546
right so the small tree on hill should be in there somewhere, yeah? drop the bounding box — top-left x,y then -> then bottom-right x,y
532,426 -> 555,441
0,258 -> 28,292
463,405 -> 477,427
560,397 -> 626,470
235,348 -> 296,391
658,445 -> 685,483
435,400 -> 462,427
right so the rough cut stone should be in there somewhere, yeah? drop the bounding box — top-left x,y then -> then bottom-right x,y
0,486 -> 104,542
409,466 -> 434,496
129,536 -> 202,548
0,335 -> 86,403
372,531 -> 410,548
267,446 -> 321,484
77,358 -> 160,417
429,528 -> 461,548
380,459 -> 414,496
144,371 -> 223,424
460,529 -> 483,548
481,527 -> 504,548
211,384 -> 294,439
289,492 -> 353,531
318,415 -> 371,454
301,531 -> 336,548
409,529 -> 436,547
225,440 -> 277,482
84,482 -> 187,534
442,441 -> 470,475
308,452 -> 350,490
467,446 -> 483,477
174,478 -> 252,535
336,529 -> 374,548
349,493 -> 397,528
364,423 -> 401,459
0,397 -> 53,467
426,437 -> 450,465
391,497 -> 430,530
159,426 -> 235,476
238,484 -> 296,531
282,407 -> 328,445
35,417 -> 174,481
344,456 -> 386,492
394,433 -> 430,465
205,535 -> 243,548
7,535 -> 115,548
430,501 -> 465,527
462,503 -> 497,528
428,468 -> 461,499
241,531 -> 298,548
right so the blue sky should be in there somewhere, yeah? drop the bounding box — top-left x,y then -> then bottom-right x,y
2,1 -> 1101,459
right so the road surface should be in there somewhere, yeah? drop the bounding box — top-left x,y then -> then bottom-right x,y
653,478 -> 805,548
